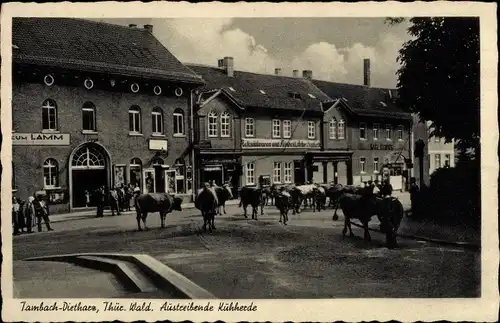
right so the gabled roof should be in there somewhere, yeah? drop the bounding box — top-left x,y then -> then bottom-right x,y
188,64 -> 332,112
12,18 -> 204,84
312,80 -> 411,120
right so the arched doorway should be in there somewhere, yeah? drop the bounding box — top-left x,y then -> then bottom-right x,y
69,143 -> 110,208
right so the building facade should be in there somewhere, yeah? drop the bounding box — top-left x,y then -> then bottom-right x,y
12,18 -> 204,213
426,121 -> 456,174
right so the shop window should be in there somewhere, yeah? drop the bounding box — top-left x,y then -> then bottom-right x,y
360,157 -> 366,174
152,107 -> 164,135
220,111 -> 231,138
42,99 -> 58,131
385,124 -> 392,141
273,162 -> 282,183
283,120 -> 292,138
208,111 -> 218,137
284,162 -> 292,183
359,123 -> 366,140
329,118 -> 337,139
173,108 -> 184,136
373,123 -> 379,140
307,121 -> 316,139
129,105 -> 141,134
43,158 -> 59,188
245,118 -> 255,137
338,119 -> 345,139
272,119 -> 281,138
129,158 -> 142,190
175,165 -> 186,194
246,162 -> 255,185
82,101 -> 96,132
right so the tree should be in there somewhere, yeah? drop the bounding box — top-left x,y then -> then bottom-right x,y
387,17 -> 480,157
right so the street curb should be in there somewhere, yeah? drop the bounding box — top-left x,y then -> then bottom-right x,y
24,253 -> 217,299
348,221 -> 480,251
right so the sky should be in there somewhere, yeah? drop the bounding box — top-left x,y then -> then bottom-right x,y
98,18 -> 411,89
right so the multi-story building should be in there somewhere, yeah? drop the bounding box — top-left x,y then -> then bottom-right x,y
426,121 -> 455,174
12,18 -> 204,213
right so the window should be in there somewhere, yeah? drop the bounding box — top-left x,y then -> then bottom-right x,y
220,111 -> 230,137
43,158 -> 59,188
175,165 -> 186,194
245,118 -> 255,137
359,123 -> 366,140
397,125 -> 404,141
385,124 -> 392,140
173,108 -> 184,136
246,163 -> 255,185
42,99 -> 58,131
129,158 -> 142,190
152,107 -> 164,135
272,119 -> 281,138
373,123 -> 379,140
273,162 -> 282,183
82,102 -> 96,132
308,121 -> 316,139
360,157 -> 366,173
444,154 -> 451,167
435,136 -> 441,143
208,111 -> 218,137
283,120 -> 292,138
373,157 -> 379,173
329,118 -> 337,139
128,106 -> 141,133
284,162 -> 292,183
435,154 -> 441,169
338,119 -> 345,139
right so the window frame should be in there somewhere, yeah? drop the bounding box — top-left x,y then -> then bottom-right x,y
173,109 -> 184,137
444,154 -> 451,167
329,118 -> 337,139
338,119 -> 345,139
307,121 -> 316,139
220,111 -> 231,138
245,118 -> 255,138
385,124 -> 392,141
246,162 -> 255,185
435,154 -> 441,169
41,99 -> 58,131
284,162 -> 293,183
207,111 -> 218,138
283,120 -> 292,139
82,102 -> 96,132
43,158 -> 59,189
272,119 -> 281,138
360,157 -> 366,174
128,106 -> 142,134
397,125 -> 404,141
273,161 -> 282,184
373,123 -> 379,140
152,107 -> 164,136
359,122 -> 367,140
373,157 -> 379,174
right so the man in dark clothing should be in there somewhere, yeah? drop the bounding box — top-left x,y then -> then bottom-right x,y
95,186 -> 105,217
33,196 -> 53,232
409,177 -> 420,217
381,179 -> 393,197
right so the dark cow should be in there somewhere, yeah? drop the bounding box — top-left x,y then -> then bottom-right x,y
326,183 -> 344,208
261,186 -> 272,206
214,184 -> 234,215
312,185 -> 327,212
275,190 -> 293,225
134,193 -> 183,231
239,186 -> 262,219
195,187 -> 218,232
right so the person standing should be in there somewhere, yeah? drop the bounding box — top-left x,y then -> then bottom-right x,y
33,195 -> 53,232
25,196 -> 36,233
409,177 -> 420,217
12,197 -> 20,235
109,187 -> 121,216
381,178 -> 393,198
95,186 -> 105,218
84,190 -> 91,207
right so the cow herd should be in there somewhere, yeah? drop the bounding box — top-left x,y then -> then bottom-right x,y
132,182 -> 405,249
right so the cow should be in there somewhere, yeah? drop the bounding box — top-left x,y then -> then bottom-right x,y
195,186 -> 218,232
274,189 -> 293,225
260,186 -> 272,206
287,184 -> 316,213
312,185 -> 327,212
214,184 -> 234,215
325,183 -> 344,208
134,193 -> 183,231
239,186 -> 262,220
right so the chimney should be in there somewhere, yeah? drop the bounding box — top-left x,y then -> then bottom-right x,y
144,24 -> 153,33
223,56 -> 234,77
275,68 -> 282,76
293,70 -> 299,77
363,58 -> 371,87
129,24 -> 137,28
302,70 -> 313,80
218,59 -> 224,68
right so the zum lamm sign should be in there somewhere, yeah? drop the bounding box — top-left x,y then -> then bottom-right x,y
13,133 -> 70,146
242,138 -> 321,149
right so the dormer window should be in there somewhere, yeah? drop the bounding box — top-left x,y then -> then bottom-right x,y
228,87 -> 236,92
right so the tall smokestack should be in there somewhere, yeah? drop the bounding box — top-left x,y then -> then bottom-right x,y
293,70 -> 299,77
363,58 -> 371,87
223,56 -> 234,77
275,68 -> 282,76
144,24 -> 153,33
302,70 -> 313,80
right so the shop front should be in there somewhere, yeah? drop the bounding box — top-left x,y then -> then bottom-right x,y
197,152 -> 241,195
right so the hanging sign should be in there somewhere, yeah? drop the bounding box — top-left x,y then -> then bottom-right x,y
13,133 -> 70,146
149,139 -> 168,151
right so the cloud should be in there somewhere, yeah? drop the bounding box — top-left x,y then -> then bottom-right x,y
151,18 -> 405,88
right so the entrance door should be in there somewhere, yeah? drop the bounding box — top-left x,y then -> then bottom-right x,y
202,165 -> 223,186
294,161 -> 304,185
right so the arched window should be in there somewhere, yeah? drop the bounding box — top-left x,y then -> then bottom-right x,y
130,158 -> 142,189
43,158 -> 59,188
208,111 -> 218,137
152,107 -> 164,135
41,99 -> 58,131
72,146 -> 106,169
82,101 -> 96,132
338,118 -> 345,139
329,118 -> 337,139
173,108 -> 184,136
129,105 -> 141,133
220,111 -> 230,137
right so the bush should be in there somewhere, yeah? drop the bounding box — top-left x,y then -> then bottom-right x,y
417,163 -> 480,227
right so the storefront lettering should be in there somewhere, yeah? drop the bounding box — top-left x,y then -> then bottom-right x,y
12,133 -> 70,146
358,143 -> 394,150
242,138 -> 320,149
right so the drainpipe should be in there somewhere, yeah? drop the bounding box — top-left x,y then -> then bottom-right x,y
190,89 -> 196,202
